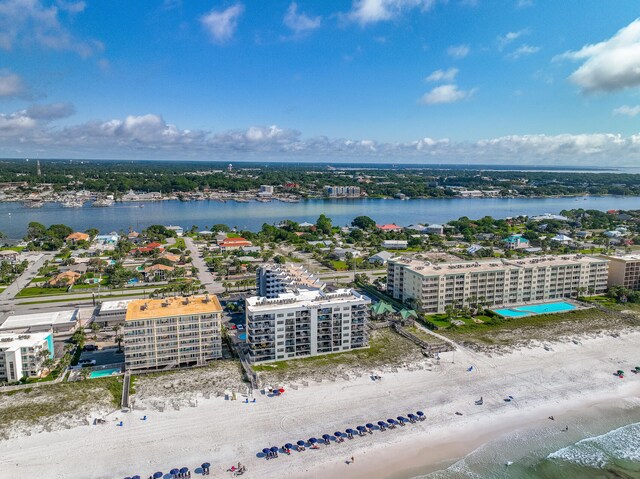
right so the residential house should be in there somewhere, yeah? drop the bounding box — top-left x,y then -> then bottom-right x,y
381,240 -> 409,250
47,271 -> 81,287
377,224 -> 403,232
369,251 -> 395,264
551,234 -> 573,245
0,250 -> 19,264
502,234 -> 530,250
219,237 -> 253,251
425,224 -> 444,235
65,232 -> 89,244
143,264 -> 174,281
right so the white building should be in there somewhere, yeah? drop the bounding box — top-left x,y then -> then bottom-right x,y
165,225 -> 184,236
259,185 -> 274,196
247,264 -> 370,363
0,310 -> 78,335
123,295 -> 223,371
387,255 -> 609,313
381,240 -> 408,250
0,331 -> 53,382
323,186 -> 361,198
425,224 -> 444,235
96,299 -> 135,325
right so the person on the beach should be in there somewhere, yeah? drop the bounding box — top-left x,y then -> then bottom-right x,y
548,416 -> 554,420
351,456 -> 354,463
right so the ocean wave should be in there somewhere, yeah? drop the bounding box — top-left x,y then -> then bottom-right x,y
547,421 -> 640,468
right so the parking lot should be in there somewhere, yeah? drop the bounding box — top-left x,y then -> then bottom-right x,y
79,347 -> 124,367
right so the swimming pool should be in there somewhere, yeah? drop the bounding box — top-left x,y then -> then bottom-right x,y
89,368 -> 121,379
238,333 -> 247,341
493,301 -> 576,318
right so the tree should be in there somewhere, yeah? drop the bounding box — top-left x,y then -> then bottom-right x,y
316,214 -> 332,235
26,222 -> 46,241
351,216 -> 376,230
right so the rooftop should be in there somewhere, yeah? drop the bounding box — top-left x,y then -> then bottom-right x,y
125,294 -> 222,321
600,254 -> 640,262
0,310 -> 77,331
390,255 -> 608,277
99,299 -> 135,313
0,331 -> 51,351
246,288 -> 369,312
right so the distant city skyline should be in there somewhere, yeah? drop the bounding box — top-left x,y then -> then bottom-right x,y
1,1 -> 640,165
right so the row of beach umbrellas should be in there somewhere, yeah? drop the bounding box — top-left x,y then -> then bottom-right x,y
260,411 -> 425,458
124,462 -> 210,479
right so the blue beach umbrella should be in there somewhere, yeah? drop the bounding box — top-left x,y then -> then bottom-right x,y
416,411 -> 425,417
334,431 -> 342,437
201,463 -> 210,469
297,440 -> 306,446
270,446 -> 279,453
397,416 -> 407,423
153,473 -> 163,479
346,428 -> 355,434
308,437 -> 318,444
285,443 -> 294,449
366,423 -> 374,429
387,418 -> 396,424
170,469 -> 179,475
356,425 -> 366,432
124,477 -> 132,479
132,476 -> 141,479
377,421 -> 387,427
262,448 -> 270,454
180,467 -> 189,474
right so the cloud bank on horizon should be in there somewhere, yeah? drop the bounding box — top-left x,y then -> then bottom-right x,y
1,1 -> 640,166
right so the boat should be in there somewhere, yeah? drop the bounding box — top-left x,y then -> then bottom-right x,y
61,200 -> 84,208
92,199 -> 114,207
25,201 -> 44,208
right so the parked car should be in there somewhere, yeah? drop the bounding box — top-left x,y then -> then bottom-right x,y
78,359 -> 96,367
83,344 -> 98,351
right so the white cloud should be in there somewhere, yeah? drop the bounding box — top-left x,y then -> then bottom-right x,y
497,29 -> 528,50
0,0 -> 101,57
556,18 -> 640,93
200,4 -> 244,44
425,68 -> 458,82
420,84 -> 477,104
447,44 -> 470,58
55,1 -> 85,13
507,44 -> 540,59
24,102 -> 75,120
0,71 -> 27,98
613,105 -> 640,117
347,0 -> 437,25
2,110 -> 640,166
283,2 -> 321,34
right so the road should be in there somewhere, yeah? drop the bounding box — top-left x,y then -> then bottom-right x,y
0,253 -> 50,304
184,236 -> 223,294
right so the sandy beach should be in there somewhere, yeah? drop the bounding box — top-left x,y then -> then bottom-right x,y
1,331 -> 639,479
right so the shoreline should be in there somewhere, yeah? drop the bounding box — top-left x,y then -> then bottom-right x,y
1,331 -> 639,478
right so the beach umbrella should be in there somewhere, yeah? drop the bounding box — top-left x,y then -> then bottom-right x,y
416,411 -> 424,417
170,469 -> 179,475
297,440 -> 306,446
346,428 -> 355,434
153,473 -> 163,479
322,434 -> 331,443
262,448 -> 271,454
285,443 -> 294,450
201,463 -> 210,469
377,420 -> 387,427
279,388 -> 285,393
387,418 -> 396,424
132,476 -> 140,479
366,423 -> 375,429
334,431 -> 342,437
397,416 -> 407,422
180,467 -> 189,474
124,477 -> 132,479
308,438 -> 318,444
408,414 -> 417,421
356,426 -> 366,432
270,446 -> 279,453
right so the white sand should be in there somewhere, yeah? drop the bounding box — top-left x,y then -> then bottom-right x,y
1,331 -> 639,479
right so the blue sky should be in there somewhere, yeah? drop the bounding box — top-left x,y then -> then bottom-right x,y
1,0 -> 640,165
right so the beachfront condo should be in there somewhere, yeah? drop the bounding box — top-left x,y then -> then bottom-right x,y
387,255 -> 609,313
0,331 -> 54,382
599,254 -> 640,290
246,264 -> 370,364
123,295 -> 223,371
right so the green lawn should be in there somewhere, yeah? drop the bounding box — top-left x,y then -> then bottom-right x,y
173,237 -> 186,250
0,246 -> 25,252
16,286 -> 68,298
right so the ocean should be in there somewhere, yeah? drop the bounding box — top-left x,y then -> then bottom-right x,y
413,404 -> 640,479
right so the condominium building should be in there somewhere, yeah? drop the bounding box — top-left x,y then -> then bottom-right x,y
387,255 -> 609,313
256,263 -> 324,298
0,332 -> 53,382
123,295 -> 223,371
600,254 -> 640,290
323,185 -> 361,198
246,264 -> 370,364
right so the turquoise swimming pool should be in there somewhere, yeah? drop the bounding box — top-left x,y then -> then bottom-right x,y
238,333 -> 247,341
89,368 -> 121,379
493,301 -> 576,318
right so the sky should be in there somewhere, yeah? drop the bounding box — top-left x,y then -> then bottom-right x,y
1,0 -> 640,166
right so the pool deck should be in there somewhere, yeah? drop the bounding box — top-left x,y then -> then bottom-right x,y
491,299 -> 591,318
